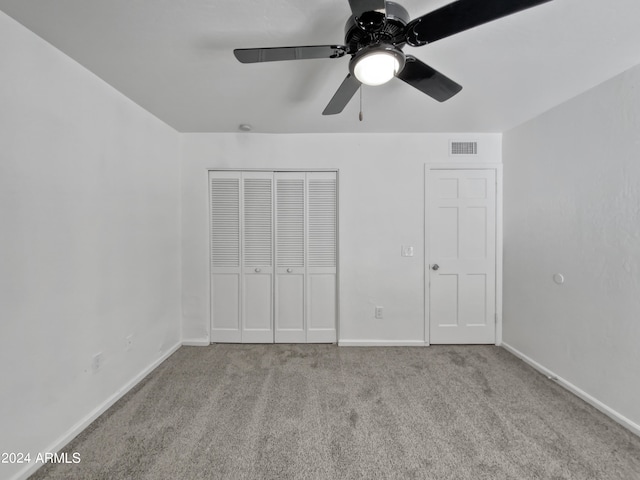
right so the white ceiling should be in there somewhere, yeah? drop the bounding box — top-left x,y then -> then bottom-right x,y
2,0 -> 640,133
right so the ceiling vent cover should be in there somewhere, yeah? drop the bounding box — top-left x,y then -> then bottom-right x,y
450,141 -> 478,156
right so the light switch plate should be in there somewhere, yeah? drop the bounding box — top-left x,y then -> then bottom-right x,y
401,246 -> 414,257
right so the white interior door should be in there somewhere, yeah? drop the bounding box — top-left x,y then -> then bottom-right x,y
428,169 -> 496,344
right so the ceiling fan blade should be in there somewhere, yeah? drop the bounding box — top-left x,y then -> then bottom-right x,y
323,74 -> 362,115
348,0 -> 386,17
397,56 -> 462,102
234,45 -> 347,63
405,0 -> 553,46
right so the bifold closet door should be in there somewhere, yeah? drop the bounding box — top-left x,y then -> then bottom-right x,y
241,172 -> 274,343
210,171 -> 274,343
274,172 -> 337,343
210,171 -> 242,342
211,170 -> 336,344
306,172 -> 337,343
275,172 -> 306,342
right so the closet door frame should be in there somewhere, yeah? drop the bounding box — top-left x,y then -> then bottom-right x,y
209,169 -> 339,344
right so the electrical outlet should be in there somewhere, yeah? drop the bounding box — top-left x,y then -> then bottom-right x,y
91,352 -> 103,373
125,334 -> 133,351
375,306 -> 383,319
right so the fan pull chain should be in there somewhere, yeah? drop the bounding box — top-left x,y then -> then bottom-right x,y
359,86 -> 363,121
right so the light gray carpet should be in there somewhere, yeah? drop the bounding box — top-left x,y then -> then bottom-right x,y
30,345 -> 640,480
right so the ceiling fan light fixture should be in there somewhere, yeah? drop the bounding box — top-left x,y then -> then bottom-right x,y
234,0 -> 552,115
350,45 -> 405,86
354,52 -> 398,85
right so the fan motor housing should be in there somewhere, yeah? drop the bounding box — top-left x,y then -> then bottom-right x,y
344,1 -> 410,53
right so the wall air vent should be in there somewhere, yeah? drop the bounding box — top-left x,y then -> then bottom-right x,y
450,141 -> 478,156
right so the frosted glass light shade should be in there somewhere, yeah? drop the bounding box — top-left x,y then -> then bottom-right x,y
353,51 -> 400,86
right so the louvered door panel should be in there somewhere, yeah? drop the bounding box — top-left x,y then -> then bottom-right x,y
276,178 -> 305,267
306,172 -> 337,342
211,178 -> 240,268
308,178 -> 337,268
275,173 -> 306,342
243,178 -> 272,267
241,172 -> 274,343
209,172 -> 242,342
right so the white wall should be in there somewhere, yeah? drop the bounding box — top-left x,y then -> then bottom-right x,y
0,12 -> 181,480
181,133 -> 501,345
503,64 -> 640,430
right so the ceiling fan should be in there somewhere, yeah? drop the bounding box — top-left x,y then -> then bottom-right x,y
234,0 -> 552,115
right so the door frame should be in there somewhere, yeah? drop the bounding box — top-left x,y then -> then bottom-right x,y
424,163 -> 503,346
208,168 -> 340,344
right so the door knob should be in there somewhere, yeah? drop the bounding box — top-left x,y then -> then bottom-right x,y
255,268 -> 261,273
287,268 -> 293,273
432,264 -> 439,271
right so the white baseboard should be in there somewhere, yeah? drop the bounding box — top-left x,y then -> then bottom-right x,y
502,342 -> 640,438
12,342 -> 182,480
181,339 -> 210,346
338,340 -> 426,347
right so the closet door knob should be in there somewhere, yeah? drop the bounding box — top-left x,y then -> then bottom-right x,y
287,268 -> 293,273
255,268 -> 261,273
432,264 -> 439,271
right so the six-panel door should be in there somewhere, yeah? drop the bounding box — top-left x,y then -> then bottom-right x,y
428,169 -> 497,344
